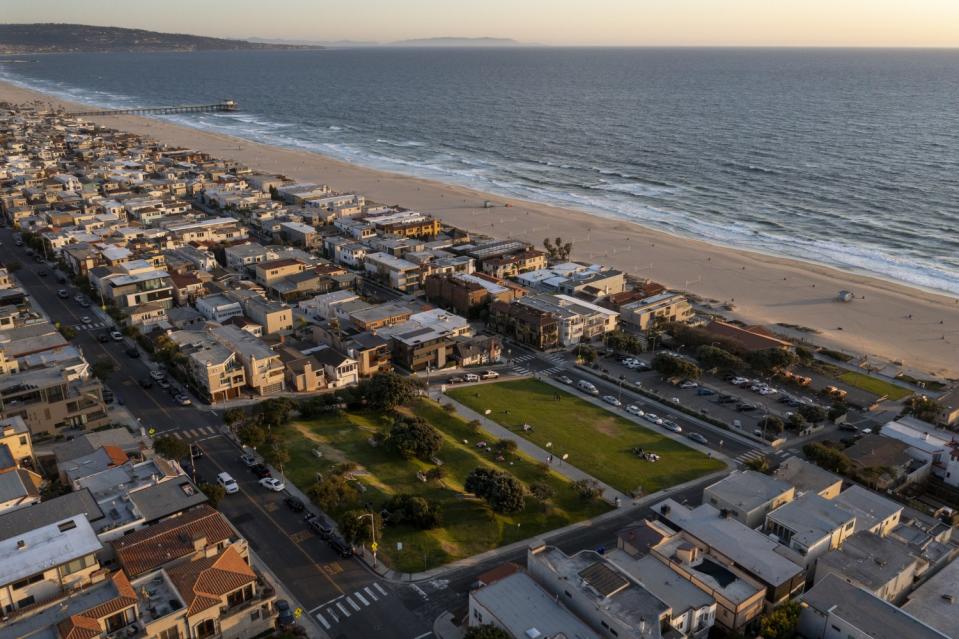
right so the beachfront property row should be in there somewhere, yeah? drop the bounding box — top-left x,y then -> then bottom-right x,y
462,455 -> 958,639
0,103 -> 703,405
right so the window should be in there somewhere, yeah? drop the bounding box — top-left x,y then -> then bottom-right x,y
158,628 -> 179,639
105,608 -> 134,632
226,584 -> 254,609
61,555 -> 94,576
194,619 -> 216,639
16,595 -> 35,608
12,574 -> 44,590
564,590 -> 572,598
18,436 -> 26,445
250,610 -> 260,622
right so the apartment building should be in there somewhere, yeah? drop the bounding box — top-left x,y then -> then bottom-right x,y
94,260 -> 173,312
425,272 -> 520,317
620,293 -> 694,331
196,293 -> 244,323
364,210 -> 441,238
169,331 -> 247,403
224,242 -> 268,271
210,325 -> 285,396
0,416 -> 34,469
364,252 -> 422,293
763,493 -> 856,567
0,367 -> 109,437
815,531 -> 919,604
514,294 -> 619,346
0,514 -> 104,615
277,347 -> 326,392
703,470 -> 795,529
165,216 -> 249,245
237,295 -> 293,335
772,456 -> 843,499
480,249 -> 548,279
253,257 -> 307,285
488,299 -> 560,350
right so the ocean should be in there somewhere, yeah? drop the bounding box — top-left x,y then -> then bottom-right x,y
2,48 -> 958,294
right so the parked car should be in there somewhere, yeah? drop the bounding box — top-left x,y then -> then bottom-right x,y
79,299 -> 91,308
80,316 -> 92,324
464,373 -> 480,383
189,443 -> 204,459
139,378 -> 153,389
602,395 -> 622,407
687,432 -> 708,445
696,387 -> 716,396
240,453 -> 257,467
284,496 -> 306,512
250,463 -> 272,479
626,404 -> 644,416
149,369 -> 165,381
679,380 -> 699,389
73,294 -> 84,303
555,375 -> 573,385
97,332 -> 110,343
448,376 -> 465,384
175,394 -> 192,406
217,472 -> 239,494
57,289 -> 69,298
259,477 -> 286,492
644,413 -> 664,425
577,380 -> 599,395
305,512 -> 334,538
110,331 -> 123,341
480,370 -> 500,380
125,347 -> 140,358
157,379 -> 171,390
662,420 -> 682,433
328,534 -> 355,558
736,403 -> 758,412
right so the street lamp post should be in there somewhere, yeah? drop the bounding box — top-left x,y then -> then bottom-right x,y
357,512 -> 378,567
618,375 -> 625,403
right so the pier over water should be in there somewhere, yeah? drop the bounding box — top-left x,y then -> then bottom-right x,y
69,99 -> 237,117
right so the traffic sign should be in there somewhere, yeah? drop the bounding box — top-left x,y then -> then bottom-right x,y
294,607 -> 302,619
148,428 -> 156,436
370,542 -> 378,552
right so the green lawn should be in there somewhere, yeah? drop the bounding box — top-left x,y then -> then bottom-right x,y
447,379 -> 725,495
280,398 -> 608,573
838,371 -> 912,401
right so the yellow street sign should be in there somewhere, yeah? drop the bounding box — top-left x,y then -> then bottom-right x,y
370,542 -> 378,552
294,607 -> 302,619
148,428 -> 156,436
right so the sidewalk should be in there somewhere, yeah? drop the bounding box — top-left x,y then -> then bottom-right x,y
436,390 -> 630,505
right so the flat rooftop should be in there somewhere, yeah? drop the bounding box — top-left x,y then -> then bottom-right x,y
0,514 -> 102,588
471,572 -> 599,639
766,493 -> 855,549
652,535 -> 762,605
817,531 -> 917,592
705,470 -> 793,512
834,485 -> 902,534
606,550 -> 715,612
772,456 -> 842,496
902,554 -> 959,638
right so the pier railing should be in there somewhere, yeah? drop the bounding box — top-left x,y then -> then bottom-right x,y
69,100 -> 237,117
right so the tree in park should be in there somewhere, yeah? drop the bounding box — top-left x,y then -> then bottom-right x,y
465,467 -> 526,514
798,404 -> 827,424
746,348 -> 798,374
198,482 -> 226,509
786,412 -> 807,431
223,407 -> 245,426
260,435 -> 289,470
902,395 -> 941,423
387,417 -> 443,461
465,625 -> 510,639
385,494 -> 442,529
363,372 -> 422,411
253,397 -> 294,429
307,474 -> 358,512
338,509 -> 384,543
529,481 -> 555,502
758,415 -> 785,435
572,478 -> 603,501
153,435 -> 189,461
238,424 -> 267,450
652,353 -> 701,379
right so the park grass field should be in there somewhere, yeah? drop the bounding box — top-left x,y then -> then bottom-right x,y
281,398 -> 608,573
447,378 -> 725,495
837,371 -> 912,401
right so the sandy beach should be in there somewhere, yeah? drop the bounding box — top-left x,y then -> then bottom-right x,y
2,79 -> 957,378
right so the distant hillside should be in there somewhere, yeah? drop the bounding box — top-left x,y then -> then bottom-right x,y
390,37 -> 533,47
0,23 -> 318,53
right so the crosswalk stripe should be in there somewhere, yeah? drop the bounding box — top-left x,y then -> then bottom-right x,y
354,591 -> 369,606
336,601 -> 351,617
363,586 -> 378,601
315,612 -> 331,629
373,582 -> 388,596
326,608 -> 338,622
172,431 -> 183,439
346,596 -> 360,611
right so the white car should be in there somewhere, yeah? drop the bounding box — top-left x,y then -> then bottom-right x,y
759,387 -> 778,396
240,453 -> 257,467
80,316 -> 92,324
464,373 -> 480,383
556,375 -> 574,385
626,404 -> 644,416
644,413 -> 664,425
480,370 -> 500,380
150,369 -> 165,381
217,472 -> 239,494
110,331 -> 124,341
679,380 -> 698,389
662,420 -> 682,433
259,477 -> 286,492
602,395 -> 622,407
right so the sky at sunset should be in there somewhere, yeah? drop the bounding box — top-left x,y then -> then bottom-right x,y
4,0 -> 959,47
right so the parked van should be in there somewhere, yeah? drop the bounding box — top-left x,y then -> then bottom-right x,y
577,380 -> 599,395
464,373 -> 480,383
217,472 -> 239,494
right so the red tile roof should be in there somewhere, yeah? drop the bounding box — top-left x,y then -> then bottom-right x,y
704,320 -> 791,352
58,572 -> 138,639
166,545 -> 256,617
115,505 -> 235,577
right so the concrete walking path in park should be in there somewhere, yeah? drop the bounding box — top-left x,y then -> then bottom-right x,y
434,390 -> 630,505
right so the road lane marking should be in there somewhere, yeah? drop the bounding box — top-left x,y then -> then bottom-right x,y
412,633 -> 433,639
354,591 -> 368,606
315,612 -> 331,629
363,586 -> 378,601
373,582 -> 388,596
289,530 -> 312,543
335,601 -> 351,617
309,595 -> 342,614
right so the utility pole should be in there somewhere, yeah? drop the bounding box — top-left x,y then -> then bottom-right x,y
358,512 -> 378,567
